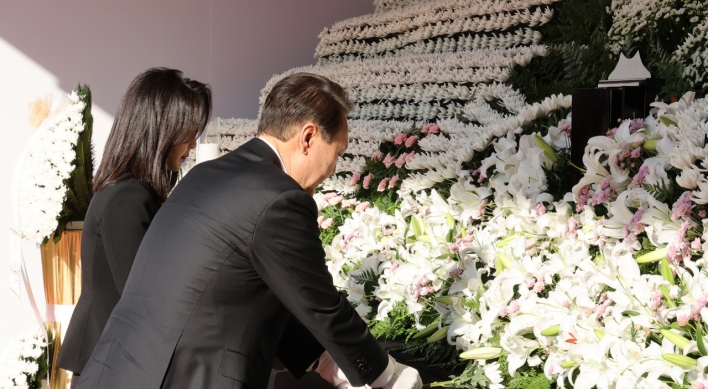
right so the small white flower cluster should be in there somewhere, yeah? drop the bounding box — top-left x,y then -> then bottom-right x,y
676,17 -> 708,89
316,6 -> 555,59
348,119 -> 417,142
319,29 -> 544,64
0,329 -> 46,389
219,118 -> 258,152
15,92 -> 86,244
607,0 -> 708,54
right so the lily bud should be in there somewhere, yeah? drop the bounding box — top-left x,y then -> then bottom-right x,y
635,248 -> 667,263
427,325 -> 450,344
495,257 -> 505,274
413,319 -> 440,339
660,330 -> 691,350
460,347 -> 503,360
561,361 -> 576,369
662,353 -> 697,369
497,252 -> 514,270
659,285 -> 677,308
661,257 -> 675,285
534,135 -> 558,163
541,325 -> 560,337
594,329 -> 605,340
496,235 -> 515,248
435,296 -> 454,305
642,139 -> 657,151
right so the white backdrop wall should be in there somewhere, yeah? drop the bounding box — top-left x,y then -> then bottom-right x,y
0,0 -> 374,351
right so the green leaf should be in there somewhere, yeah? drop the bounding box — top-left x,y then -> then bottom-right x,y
697,324 -> 707,357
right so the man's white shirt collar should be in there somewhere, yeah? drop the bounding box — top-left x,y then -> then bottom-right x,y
257,137 -> 288,174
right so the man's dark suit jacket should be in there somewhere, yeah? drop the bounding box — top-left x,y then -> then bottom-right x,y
76,138 -> 389,389
57,177 -> 160,374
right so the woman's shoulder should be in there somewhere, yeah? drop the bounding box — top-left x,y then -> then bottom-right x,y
94,178 -> 159,211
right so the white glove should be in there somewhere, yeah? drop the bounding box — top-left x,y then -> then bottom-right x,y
315,351 -> 351,389
376,356 -> 423,389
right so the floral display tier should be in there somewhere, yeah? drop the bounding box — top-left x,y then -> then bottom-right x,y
214,0 -> 708,386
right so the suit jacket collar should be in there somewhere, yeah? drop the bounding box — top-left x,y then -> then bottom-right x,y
242,137 -> 284,170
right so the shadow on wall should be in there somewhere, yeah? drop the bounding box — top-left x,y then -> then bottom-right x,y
0,0 -> 375,119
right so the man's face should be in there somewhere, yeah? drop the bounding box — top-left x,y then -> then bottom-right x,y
303,122 -> 348,194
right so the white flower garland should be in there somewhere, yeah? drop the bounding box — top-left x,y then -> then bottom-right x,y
261,46 -> 546,107
316,7 -> 555,58
318,29 -> 544,64
13,92 -> 86,244
321,0 -> 560,46
219,118 -> 258,152
373,0 -> 436,13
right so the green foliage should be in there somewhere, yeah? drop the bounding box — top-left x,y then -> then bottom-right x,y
318,202 -> 354,246
644,179 -> 681,204
428,362 -> 487,389
510,0 -> 616,104
504,364 -> 552,389
394,338 -> 463,370
369,302 -> 417,340
53,84 -> 94,243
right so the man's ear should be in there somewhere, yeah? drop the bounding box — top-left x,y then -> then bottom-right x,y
300,122 -> 318,155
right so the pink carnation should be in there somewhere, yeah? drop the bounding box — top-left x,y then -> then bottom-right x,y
377,178 -> 390,192
395,153 -> 408,168
355,201 -> 370,212
327,195 -> 344,206
394,133 -> 408,145
320,218 -> 334,229
405,135 -> 419,148
388,175 -> 400,189
350,173 -> 361,186
371,150 -> 383,161
323,193 -> 336,201
383,153 -> 395,168
317,215 -> 325,227
405,151 -> 416,163
362,173 -> 374,189
341,198 -> 358,209
426,124 -> 440,135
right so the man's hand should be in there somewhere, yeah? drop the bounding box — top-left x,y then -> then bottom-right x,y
379,356 -> 422,389
314,351 -> 351,389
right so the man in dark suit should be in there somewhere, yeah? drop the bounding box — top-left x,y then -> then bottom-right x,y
76,73 -> 422,389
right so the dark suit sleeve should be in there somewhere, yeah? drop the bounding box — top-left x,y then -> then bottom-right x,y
101,183 -> 157,294
276,316 -> 325,378
251,190 -> 388,387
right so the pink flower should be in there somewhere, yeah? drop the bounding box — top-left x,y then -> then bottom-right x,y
349,173 -> 361,186
388,175 -> 400,189
559,123 -> 571,135
427,124 -> 440,135
317,215 -> 324,227
377,178 -> 390,192
395,153 -> 407,168
362,173 -> 374,189
383,153 -> 395,168
390,263 -> 399,271
405,135 -> 419,148
405,151 -> 416,163
341,199 -> 358,209
320,218 -> 334,229
327,195 -> 344,206
323,193 -> 336,201
355,201 -> 370,212
371,150 -> 383,161
394,133 -> 408,145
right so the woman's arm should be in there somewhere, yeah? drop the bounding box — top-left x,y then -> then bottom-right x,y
101,182 -> 159,294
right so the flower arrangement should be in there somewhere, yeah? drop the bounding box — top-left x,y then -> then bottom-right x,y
13,85 -> 94,244
0,329 -> 50,389
313,92 -> 708,388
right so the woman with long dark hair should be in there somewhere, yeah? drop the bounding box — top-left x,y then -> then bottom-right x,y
57,68 -> 211,385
